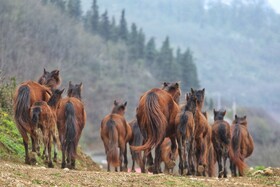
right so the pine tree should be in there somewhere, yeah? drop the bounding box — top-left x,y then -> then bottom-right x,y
110,16 -> 118,42
67,0 -> 81,19
119,9 -> 128,42
137,28 -> 145,59
91,0 -> 99,33
145,37 -> 157,66
128,23 -> 139,60
100,10 -> 110,41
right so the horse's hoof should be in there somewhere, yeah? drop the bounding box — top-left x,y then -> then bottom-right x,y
131,169 -> 136,173
48,162 -> 54,168
61,162 -> 66,169
53,158 -> 57,163
147,165 -> 154,173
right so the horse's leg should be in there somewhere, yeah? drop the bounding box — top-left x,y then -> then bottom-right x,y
217,150 -> 222,178
187,137 -> 195,175
61,143 -> 66,168
230,159 -> 236,177
146,150 -> 154,172
223,152 -> 228,178
141,149 -> 147,173
119,144 -> 124,172
23,138 -> 30,165
123,143 -> 128,172
153,139 -> 164,174
177,136 -> 184,175
52,133 -> 58,162
47,133 -> 54,168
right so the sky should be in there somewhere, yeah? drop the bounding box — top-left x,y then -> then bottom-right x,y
267,0 -> 280,13
81,0 -> 280,14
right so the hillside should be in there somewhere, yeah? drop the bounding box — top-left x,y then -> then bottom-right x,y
82,0 -> 280,112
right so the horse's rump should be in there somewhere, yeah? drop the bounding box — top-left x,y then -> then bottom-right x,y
132,90 -> 168,152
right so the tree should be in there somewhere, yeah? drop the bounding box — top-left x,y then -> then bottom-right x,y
67,0 -> 81,19
119,9 -> 128,42
137,28 -> 145,59
99,10 -> 110,41
145,37 -> 157,66
91,0 -> 99,33
128,23 -> 139,60
110,16 -> 118,42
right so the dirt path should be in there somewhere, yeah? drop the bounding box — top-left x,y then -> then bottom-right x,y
0,160 -> 279,187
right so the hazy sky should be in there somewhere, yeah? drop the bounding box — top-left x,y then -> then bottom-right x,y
268,0 -> 280,13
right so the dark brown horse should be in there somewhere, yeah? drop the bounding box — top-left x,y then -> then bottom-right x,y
191,88 -> 214,177
212,109 -> 231,178
175,93 -> 197,175
30,89 -> 64,167
100,100 -> 132,172
56,81 -> 86,169
132,82 -> 181,174
13,69 -> 60,164
229,115 -> 254,176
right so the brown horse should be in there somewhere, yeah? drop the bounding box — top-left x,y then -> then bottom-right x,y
30,89 -> 64,167
132,82 -> 181,174
160,137 -> 178,174
191,88 -> 214,177
56,81 -> 86,169
229,115 -> 254,177
100,100 -> 132,172
175,93 -> 197,175
212,109 -> 231,178
13,69 -> 60,164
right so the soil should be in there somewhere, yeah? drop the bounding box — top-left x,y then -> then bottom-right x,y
0,159 -> 279,187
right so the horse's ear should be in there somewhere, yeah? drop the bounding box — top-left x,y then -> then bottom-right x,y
175,82 -> 179,88
191,88 -> 194,94
69,81 -> 72,87
163,82 -> 168,87
79,82 -> 83,89
59,88 -> 65,95
114,100 -> 118,106
185,93 -> 189,101
243,115 -> 246,119
223,110 -> 227,116
202,88 -> 205,93
44,68 -> 47,74
235,114 -> 238,120
123,101 -> 127,107
213,108 -> 216,114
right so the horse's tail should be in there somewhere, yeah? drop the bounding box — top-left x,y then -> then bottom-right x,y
229,124 -> 247,176
107,119 -> 119,167
31,106 -> 41,126
132,92 -> 167,152
14,85 -> 30,125
179,112 -> 188,136
131,124 -> 144,167
218,124 -> 230,145
207,143 -> 215,177
64,101 -> 77,159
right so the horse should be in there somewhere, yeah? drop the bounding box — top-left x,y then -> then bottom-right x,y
100,100 -> 132,172
175,93 -> 197,175
13,68 -> 61,164
190,88 -> 214,177
131,82 -> 181,174
160,137 -> 178,174
229,115 -> 254,177
212,109 -> 231,178
56,81 -> 86,169
30,89 -> 64,167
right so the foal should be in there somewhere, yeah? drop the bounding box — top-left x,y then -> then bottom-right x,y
212,109 -> 231,178
30,89 -> 64,167
175,93 -> 196,175
100,100 -> 132,172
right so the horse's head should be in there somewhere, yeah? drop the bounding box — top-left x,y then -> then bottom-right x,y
185,93 -> 197,114
111,100 -> 127,116
67,81 -> 82,100
234,114 -> 247,126
213,109 -> 226,121
190,88 -> 205,110
47,88 -> 64,108
38,68 -> 61,89
162,82 -> 181,104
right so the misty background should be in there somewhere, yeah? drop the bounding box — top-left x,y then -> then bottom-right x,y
0,0 -> 279,167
